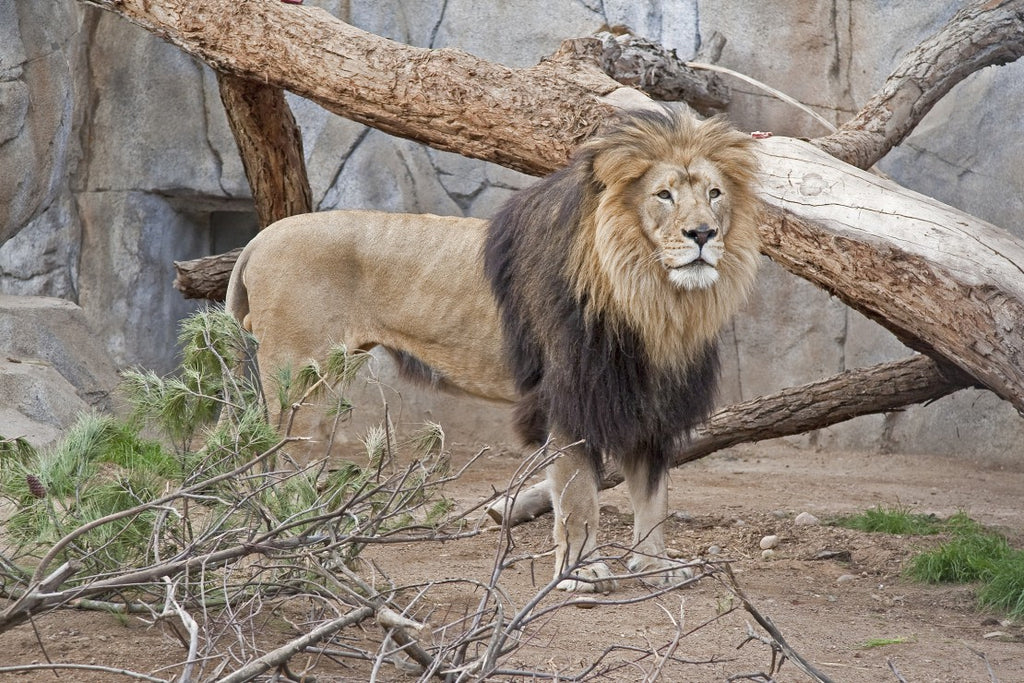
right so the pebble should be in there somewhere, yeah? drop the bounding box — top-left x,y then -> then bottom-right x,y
759,534 -> 780,550
794,511 -> 820,526
707,545 -> 722,555
761,549 -> 775,560
836,574 -> 858,584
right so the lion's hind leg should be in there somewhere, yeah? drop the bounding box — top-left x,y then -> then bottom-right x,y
547,440 -> 617,594
623,461 -> 695,587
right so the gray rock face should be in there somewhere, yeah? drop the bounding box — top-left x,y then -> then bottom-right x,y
2,0 -> 1023,458
0,358 -> 91,447
0,1 -> 81,245
0,295 -> 121,447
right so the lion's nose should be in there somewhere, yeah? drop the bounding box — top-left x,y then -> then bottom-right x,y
686,226 -> 717,247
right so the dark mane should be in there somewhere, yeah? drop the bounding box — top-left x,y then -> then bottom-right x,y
483,109 -> 724,487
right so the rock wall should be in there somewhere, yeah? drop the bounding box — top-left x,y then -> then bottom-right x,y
1,0 -> 1022,460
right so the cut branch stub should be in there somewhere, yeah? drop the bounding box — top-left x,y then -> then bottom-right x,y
556,29 -> 730,115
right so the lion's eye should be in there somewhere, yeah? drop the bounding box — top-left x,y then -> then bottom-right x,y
656,189 -> 672,201
708,188 -> 722,199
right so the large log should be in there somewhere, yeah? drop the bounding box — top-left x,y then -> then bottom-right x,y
87,0 -> 1024,410
756,136 -> 1024,411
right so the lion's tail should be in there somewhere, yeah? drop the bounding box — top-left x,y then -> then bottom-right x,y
224,245 -> 253,331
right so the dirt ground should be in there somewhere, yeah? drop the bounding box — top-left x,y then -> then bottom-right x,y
3,440 -> 1024,682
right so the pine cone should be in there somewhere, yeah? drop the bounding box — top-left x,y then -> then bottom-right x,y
26,474 -> 47,499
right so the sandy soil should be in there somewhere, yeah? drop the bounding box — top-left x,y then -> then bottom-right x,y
3,441 -> 1023,682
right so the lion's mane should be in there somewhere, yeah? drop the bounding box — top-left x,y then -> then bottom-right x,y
483,109 -> 760,487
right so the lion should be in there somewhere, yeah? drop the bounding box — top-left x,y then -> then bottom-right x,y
225,108 -> 761,593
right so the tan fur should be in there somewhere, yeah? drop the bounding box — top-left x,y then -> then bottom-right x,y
226,114 -> 760,593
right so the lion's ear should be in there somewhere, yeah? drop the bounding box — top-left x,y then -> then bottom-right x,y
591,147 -> 651,190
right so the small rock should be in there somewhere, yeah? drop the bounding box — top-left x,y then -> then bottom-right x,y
794,512 -> 820,526
771,509 -> 789,519
733,518 -> 747,527
759,534 -> 780,550
761,549 -> 775,560
599,504 -> 620,515
671,511 -> 693,523
836,574 -> 858,584
707,545 -> 722,555
666,546 -> 685,559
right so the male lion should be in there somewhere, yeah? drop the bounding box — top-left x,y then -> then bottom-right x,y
226,108 -> 760,593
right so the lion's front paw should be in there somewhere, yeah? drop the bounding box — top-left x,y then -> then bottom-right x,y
627,555 -> 697,587
555,561 -> 618,594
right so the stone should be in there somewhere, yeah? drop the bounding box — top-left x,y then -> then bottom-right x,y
759,535 -> 780,550
0,295 -> 120,410
0,358 -> 90,447
794,512 -> 821,526
0,295 -> 120,447
0,1 -> 79,245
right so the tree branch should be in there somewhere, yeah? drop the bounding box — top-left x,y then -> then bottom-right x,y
813,0 -> 1024,168
215,72 -> 312,228
173,246 -> 241,300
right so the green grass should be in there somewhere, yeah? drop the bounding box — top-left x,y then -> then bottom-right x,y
838,507 -> 1024,619
906,512 -> 1012,584
832,504 -> 941,535
859,635 -> 915,649
978,551 -> 1024,617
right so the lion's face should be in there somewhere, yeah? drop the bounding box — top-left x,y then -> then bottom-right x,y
634,159 -> 732,291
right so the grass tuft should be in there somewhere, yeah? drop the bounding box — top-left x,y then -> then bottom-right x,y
905,512 -> 1011,584
837,506 -> 1024,619
978,550 -> 1024,618
859,635 -> 915,649
833,504 -> 941,535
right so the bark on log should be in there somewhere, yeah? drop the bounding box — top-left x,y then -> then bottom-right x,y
813,0 -> 1024,169
89,0 -> 1024,407
215,72 -> 312,228
489,355 -> 977,526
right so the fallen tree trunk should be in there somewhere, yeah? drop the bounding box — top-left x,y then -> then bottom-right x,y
87,0 -> 1024,405
489,355 -> 977,526
756,136 -> 1024,411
